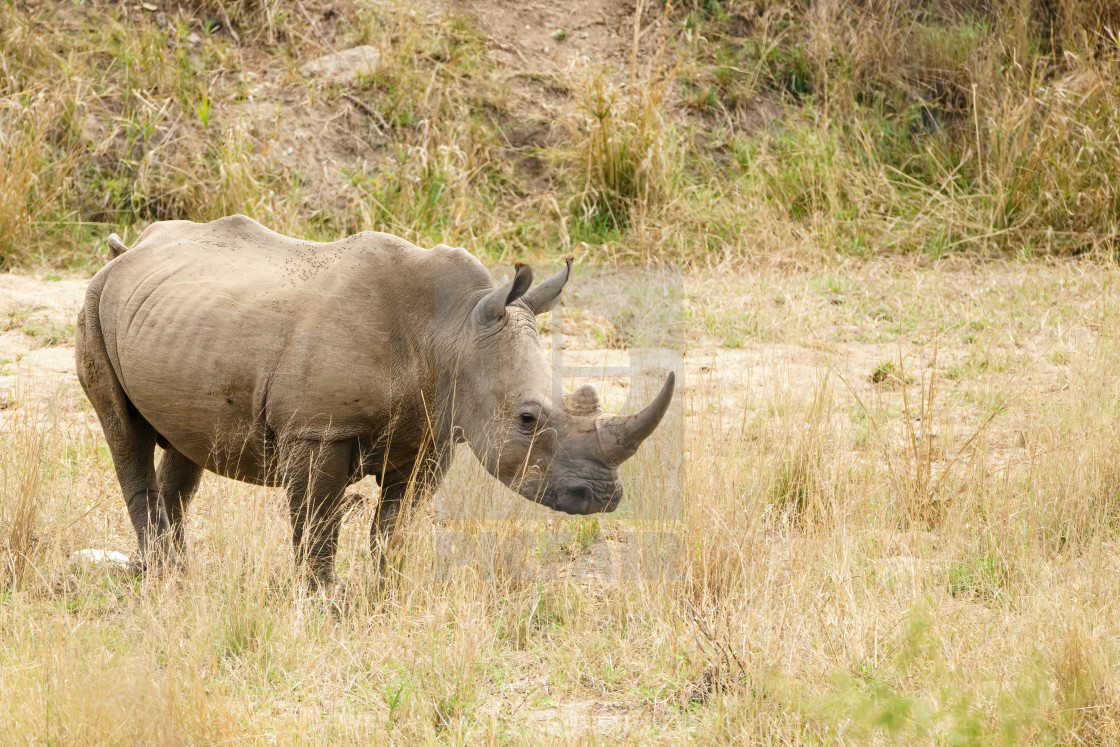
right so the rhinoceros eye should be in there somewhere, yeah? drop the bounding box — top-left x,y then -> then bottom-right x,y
517,405 -> 549,434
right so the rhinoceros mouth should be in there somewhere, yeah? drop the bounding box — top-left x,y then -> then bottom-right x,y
535,480 -> 622,515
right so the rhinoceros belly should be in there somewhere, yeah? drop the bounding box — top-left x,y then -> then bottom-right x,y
98,219 -> 422,485
110,278 -> 287,483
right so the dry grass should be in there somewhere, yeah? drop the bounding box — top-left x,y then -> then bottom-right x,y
3,259 -> 1120,742
4,0 -> 1120,740
0,93 -> 78,269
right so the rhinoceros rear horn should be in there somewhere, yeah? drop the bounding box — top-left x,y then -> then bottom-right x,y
596,371 -> 675,466
474,263 -> 534,324
521,256 -> 572,315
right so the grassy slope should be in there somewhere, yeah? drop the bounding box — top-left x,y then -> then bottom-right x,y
1,0 -> 1119,269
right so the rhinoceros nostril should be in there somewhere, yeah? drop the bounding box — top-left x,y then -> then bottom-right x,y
561,485 -> 594,512
571,485 -> 592,502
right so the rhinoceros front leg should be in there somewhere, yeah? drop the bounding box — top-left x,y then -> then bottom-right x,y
371,455 -> 447,572
371,479 -> 415,572
282,439 -> 353,587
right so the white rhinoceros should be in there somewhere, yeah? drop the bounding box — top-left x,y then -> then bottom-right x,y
76,216 -> 674,583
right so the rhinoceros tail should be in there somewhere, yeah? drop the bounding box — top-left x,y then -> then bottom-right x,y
107,233 -> 129,259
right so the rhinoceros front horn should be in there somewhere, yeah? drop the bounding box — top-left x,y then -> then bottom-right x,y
596,371 -> 675,466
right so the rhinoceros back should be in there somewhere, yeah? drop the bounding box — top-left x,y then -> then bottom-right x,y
85,215 -> 484,482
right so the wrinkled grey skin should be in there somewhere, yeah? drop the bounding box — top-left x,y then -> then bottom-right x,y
75,215 -> 674,583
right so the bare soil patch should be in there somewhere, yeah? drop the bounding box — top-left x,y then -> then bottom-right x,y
2,255 -> 1108,483
435,0 -> 669,76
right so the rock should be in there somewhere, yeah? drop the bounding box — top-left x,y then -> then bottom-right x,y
71,549 -> 130,568
300,46 -> 382,83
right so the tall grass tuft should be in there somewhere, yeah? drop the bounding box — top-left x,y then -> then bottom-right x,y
0,406 -> 47,590
0,95 -> 75,269
568,69 -> 673,238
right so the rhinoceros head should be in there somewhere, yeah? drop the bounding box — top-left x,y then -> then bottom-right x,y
457,260 -> 675,515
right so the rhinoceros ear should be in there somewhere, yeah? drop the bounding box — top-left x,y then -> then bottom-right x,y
473,263 -> 534,325
521,256 -> 571,315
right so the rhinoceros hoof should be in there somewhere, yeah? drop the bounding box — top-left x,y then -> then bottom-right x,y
125,553 -> 147,576
127,548 -> 185,578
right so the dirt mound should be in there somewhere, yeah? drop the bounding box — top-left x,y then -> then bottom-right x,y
443,0 -> 669,74
439,0 -> 676,128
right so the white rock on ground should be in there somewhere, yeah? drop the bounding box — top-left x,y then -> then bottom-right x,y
300,46 -> 382,82
71,549 -> 130,568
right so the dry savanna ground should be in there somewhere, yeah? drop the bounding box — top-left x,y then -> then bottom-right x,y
3,255 -> 1120,743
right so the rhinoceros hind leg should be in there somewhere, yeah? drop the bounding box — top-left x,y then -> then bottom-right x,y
102,418 -> 171,574
282,439 -> 353,587
94,414 -> 170,573
157,447 -> 204,570
76,339 -> 170,573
